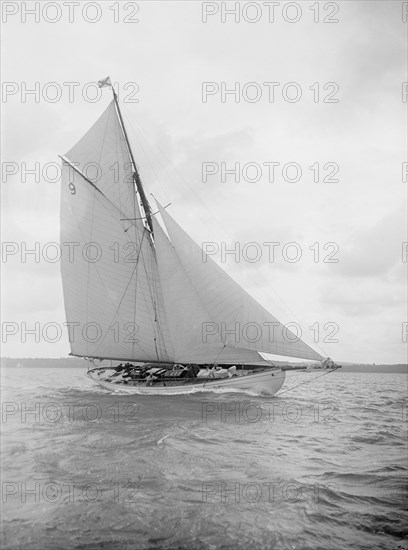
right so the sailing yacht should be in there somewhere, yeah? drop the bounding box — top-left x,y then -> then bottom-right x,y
59,78 -> 330,395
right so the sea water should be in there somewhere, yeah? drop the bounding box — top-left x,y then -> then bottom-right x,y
1,367 -> 407,550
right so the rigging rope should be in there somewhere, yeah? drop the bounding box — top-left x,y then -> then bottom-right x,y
211,343 -> 227,367
202,344 -> 227,388
276,368 -> 338,396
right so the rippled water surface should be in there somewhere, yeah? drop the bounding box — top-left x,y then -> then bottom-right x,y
1,367 -> 407,550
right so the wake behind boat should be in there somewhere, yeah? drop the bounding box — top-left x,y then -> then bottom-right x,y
60,77 -> 338,396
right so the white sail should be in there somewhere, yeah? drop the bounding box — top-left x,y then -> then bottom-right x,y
156,202 -> 323,362
65,100 -> 137,219
60,102 -> 174,362
152,213 -> 268,364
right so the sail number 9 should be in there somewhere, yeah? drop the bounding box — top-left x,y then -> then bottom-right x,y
68,182 -> 76,195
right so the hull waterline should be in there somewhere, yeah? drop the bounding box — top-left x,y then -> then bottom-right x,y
87,368 -> 286,396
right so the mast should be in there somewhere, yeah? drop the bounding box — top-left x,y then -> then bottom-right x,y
111,88 -> 154,234
111,84 -> 163,362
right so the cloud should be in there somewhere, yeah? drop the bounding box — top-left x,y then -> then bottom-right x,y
336,207 -> 406,278
1,1 -> 405,362
321,277 -> 405,316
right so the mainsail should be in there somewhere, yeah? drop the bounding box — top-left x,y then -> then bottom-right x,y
60,100 -> 174,362
60,94 -> 323,364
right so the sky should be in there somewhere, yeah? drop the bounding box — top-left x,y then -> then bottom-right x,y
1,0 -> 407,364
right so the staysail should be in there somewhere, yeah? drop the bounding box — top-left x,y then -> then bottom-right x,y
156,202 -> 323,362
152,213 -> 269,364
60,94 -> 323,364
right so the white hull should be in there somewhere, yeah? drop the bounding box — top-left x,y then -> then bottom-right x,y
87,368 -> 285,396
